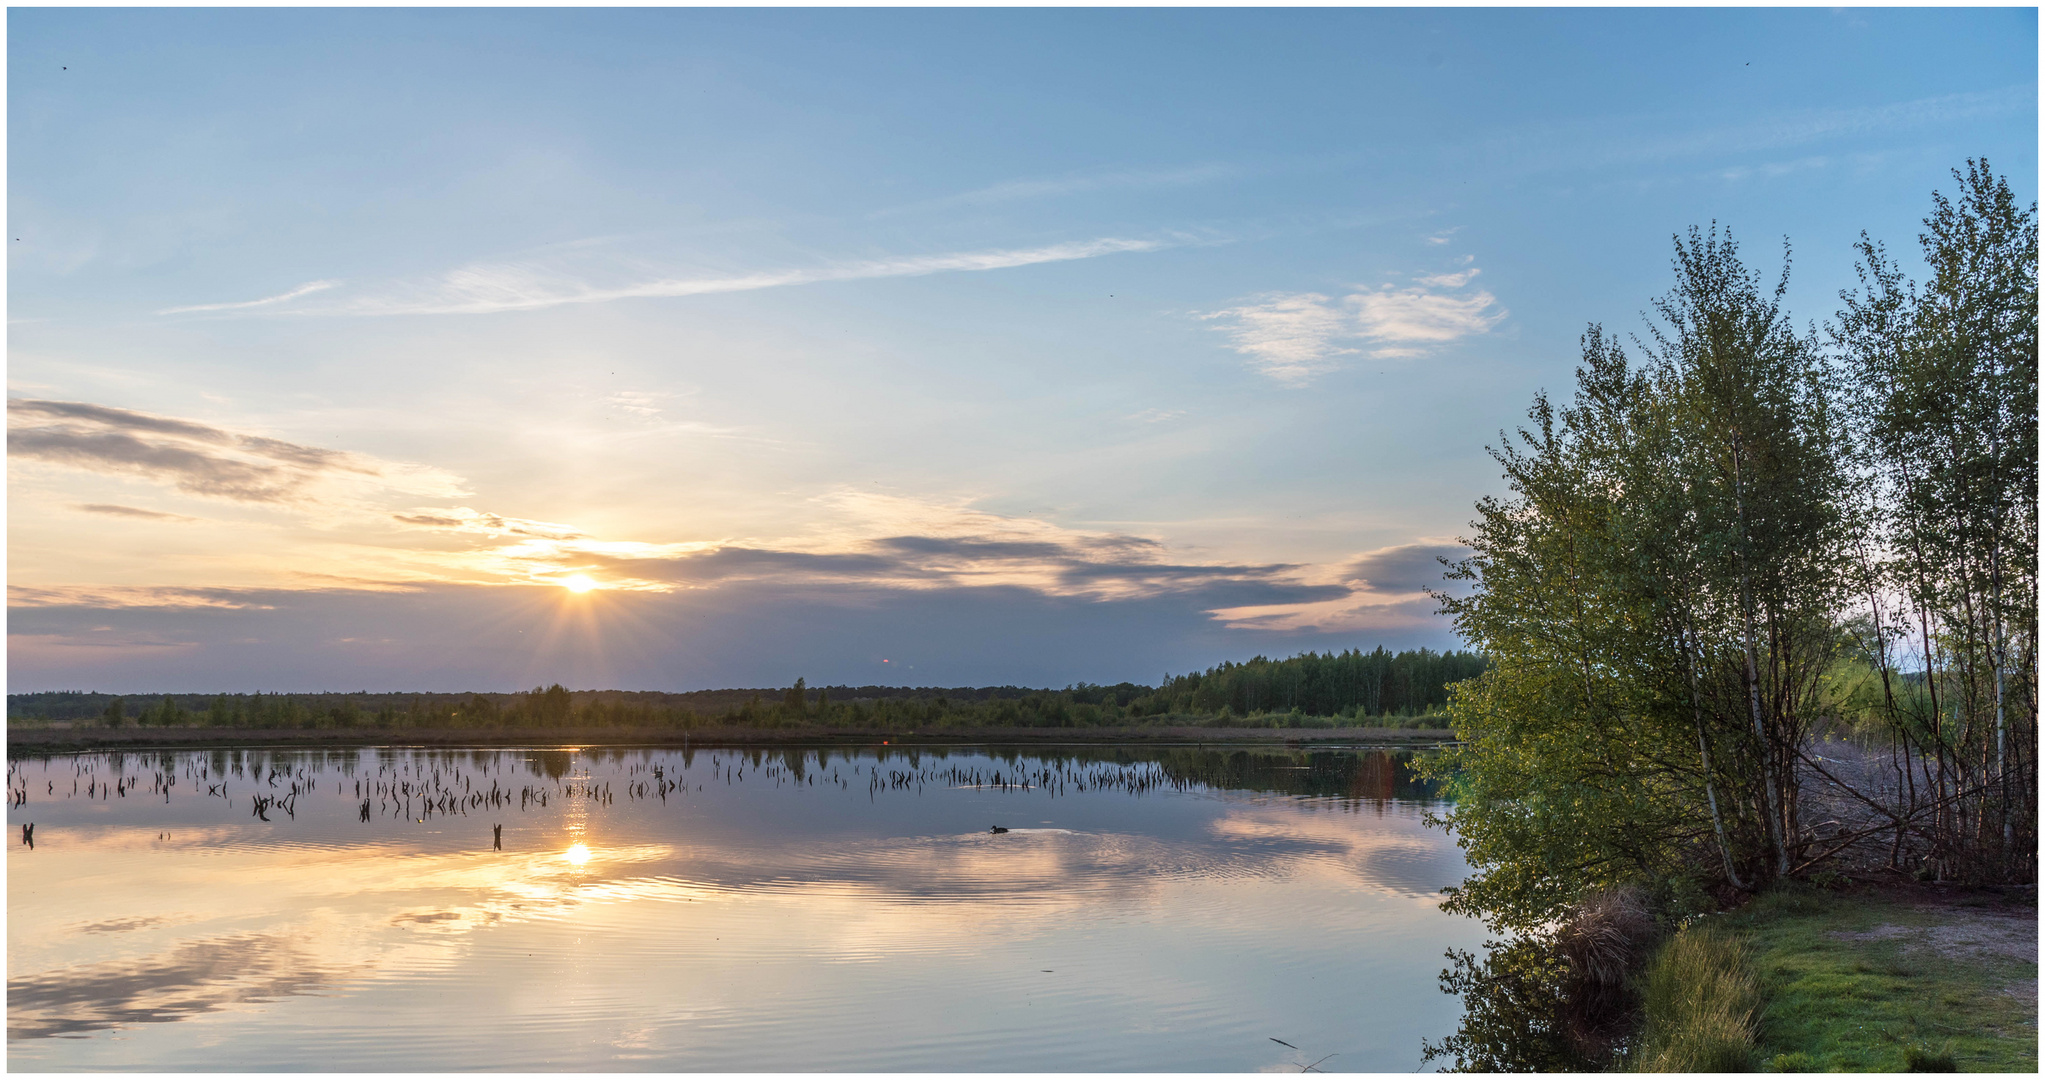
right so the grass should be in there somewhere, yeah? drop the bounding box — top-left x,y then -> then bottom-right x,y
1633,923 -> 1762,1072
1706,886 -> 2038,1073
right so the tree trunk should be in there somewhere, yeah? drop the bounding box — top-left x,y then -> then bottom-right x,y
1688,627 -> 1747,889
1733,441 -> 1790,878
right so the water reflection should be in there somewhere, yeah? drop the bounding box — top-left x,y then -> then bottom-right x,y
10,929 -> 353,1040
8,745 -> 1477,1071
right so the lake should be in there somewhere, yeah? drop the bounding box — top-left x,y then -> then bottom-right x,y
8,743 -> 1482,1071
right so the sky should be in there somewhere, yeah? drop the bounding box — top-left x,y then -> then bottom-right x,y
7,7 -> 2037,694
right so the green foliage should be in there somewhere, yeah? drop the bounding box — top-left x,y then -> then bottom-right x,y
1809,649 -> 1897,742
1153,647 -> 1486,719
1631,924 -> 1759,1073
1833,158 -> 2038,884
1424,169 -> 2039,1065
1424,222 -> 1863,942
532,684 -> 572,725
1422,667 -> 1695,933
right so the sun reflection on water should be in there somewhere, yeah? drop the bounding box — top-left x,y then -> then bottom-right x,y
5,746 -> 1476,1071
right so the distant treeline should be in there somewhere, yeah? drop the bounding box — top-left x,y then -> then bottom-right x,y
1152,647 -> 1487,717
8,646 -> 1484,733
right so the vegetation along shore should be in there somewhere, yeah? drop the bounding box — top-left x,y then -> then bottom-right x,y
1,722 -> 1459,755
1420,162 -> 2035,1071
7,646 -> 1476,752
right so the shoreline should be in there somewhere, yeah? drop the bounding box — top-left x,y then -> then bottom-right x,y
5,723 -> 1458,754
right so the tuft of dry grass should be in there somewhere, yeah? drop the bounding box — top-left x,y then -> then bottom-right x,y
1555,887 -> 1659,1063
1559,887 -> 1656,987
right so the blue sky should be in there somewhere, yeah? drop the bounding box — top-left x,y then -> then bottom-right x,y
8,8 -> 2037,692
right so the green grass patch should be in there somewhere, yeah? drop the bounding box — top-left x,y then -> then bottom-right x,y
1633,923 -> 1762,1072
1709,887 -> 2038,1073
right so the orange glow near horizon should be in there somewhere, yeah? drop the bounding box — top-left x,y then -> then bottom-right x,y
561,574 -> 599,593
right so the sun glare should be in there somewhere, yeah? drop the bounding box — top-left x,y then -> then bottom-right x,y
562,574 -> 598,593
564,842 -> 591,865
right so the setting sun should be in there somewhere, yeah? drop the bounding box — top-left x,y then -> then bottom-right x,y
563,842 -> 591,865
562,574 -> 598,593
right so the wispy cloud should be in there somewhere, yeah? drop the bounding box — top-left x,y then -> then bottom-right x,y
1200,293 -> 1358,385
74,503 -> 199,523
1351,274 -> 1507,349
1711,154 -> 1832,184
157,280 -> 337,315
8,584 -> 280,611
391,507 -> 585,541
1702,86 -> 2030,157
1201,263 -> 1506,384
1414,267 -> 1480,288
873,164 -> 1237,217
605,391 -> 665,417
1479,85 -> 2032,178
197,236 -> 1171,319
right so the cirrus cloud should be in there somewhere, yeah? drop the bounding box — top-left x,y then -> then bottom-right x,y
158,236 -> 1172,319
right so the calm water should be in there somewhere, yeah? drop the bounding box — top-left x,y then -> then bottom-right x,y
8,744 -> 1481,1071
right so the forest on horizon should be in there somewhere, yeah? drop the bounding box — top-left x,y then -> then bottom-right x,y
8,645 -> 1486,733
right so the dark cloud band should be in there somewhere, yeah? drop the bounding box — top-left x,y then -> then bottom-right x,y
8,397 -> 382,504
8,579 -> 1462,693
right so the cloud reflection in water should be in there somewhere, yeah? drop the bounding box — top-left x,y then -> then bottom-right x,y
7,746 -> 1478,1070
